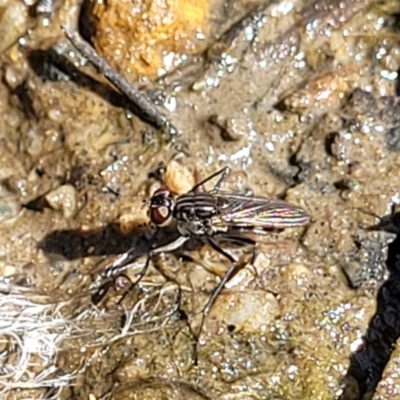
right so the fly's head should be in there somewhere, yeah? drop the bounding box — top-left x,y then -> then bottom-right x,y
147,188 -> 175,227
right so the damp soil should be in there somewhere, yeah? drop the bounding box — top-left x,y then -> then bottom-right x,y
1,0 -> 400,399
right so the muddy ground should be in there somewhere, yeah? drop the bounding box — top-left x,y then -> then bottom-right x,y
1,0 -> 400,399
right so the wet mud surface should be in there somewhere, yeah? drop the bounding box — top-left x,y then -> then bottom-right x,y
1,0 -> 400,399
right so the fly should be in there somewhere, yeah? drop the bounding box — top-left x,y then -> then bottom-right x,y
98,166 -> 310,362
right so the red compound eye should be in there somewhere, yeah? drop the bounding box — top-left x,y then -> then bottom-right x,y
148,188 -> 174,226
150,205 -> 172,226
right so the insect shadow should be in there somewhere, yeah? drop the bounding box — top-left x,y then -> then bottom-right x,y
38,220 -> 203,338
38,217 -> 220,364
38,221 -> 200,295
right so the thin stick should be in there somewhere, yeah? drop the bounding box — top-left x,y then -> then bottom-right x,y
62,26 -> 179,139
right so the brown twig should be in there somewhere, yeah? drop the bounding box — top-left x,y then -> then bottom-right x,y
62,25 -> 179,140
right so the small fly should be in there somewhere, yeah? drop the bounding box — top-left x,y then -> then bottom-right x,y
98,166 -> 310,360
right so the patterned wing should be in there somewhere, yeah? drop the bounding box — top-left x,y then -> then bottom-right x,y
211,192 -> 310,229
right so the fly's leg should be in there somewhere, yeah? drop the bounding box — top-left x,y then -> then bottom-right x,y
92,243 -> 149,305
190,166 -> 230,193
115,234 -> 197,359
93,251 -> 150,305
193,234 -> 277,364
116,251 -> 153,305
103,247 -> 144,278
191,236 -> 246,363
146,235 -> 200,361
212,166 -> 231,193
92,280 -> 114,304
215,234 -> 256,247
241,244 -> 276,295
202,238 -> 240,315
93,230 -> 188,303
222,234 -> 260,279
212,234 -> 259,278
116,234 -> 190,305
203,235 -> 259,314
151,234 -> 190,255
220,235 -> 278,296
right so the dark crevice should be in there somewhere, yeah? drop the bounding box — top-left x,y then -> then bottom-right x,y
341,211 -> 400,399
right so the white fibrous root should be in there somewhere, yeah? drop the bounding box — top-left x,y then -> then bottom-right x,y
0,281 -> 179,398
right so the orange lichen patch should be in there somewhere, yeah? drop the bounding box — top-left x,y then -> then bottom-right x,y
88,0 -> 209,80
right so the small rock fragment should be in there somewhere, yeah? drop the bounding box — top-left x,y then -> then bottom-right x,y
281,263 -> 313,286
283,73 -> 349,116
0,187 -> 22,224
164,160 -> 195,195
45,184 -> 77,218
85,0 -> 209,80
0,1 -> 28,53
209,290 -> 280,333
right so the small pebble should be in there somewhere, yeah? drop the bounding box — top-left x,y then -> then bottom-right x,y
0,1 -> 28,53
210,290 -> 280,333
281,263 -> 312,286
164,160 -> 195,194
0,191 -> 22,224
45,184 -> 77,218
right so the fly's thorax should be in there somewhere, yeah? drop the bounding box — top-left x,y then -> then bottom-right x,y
174,192 -> 219,222
173,192 -> 220,236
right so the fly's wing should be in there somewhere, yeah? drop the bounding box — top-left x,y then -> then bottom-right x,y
211,192 -> 310,230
